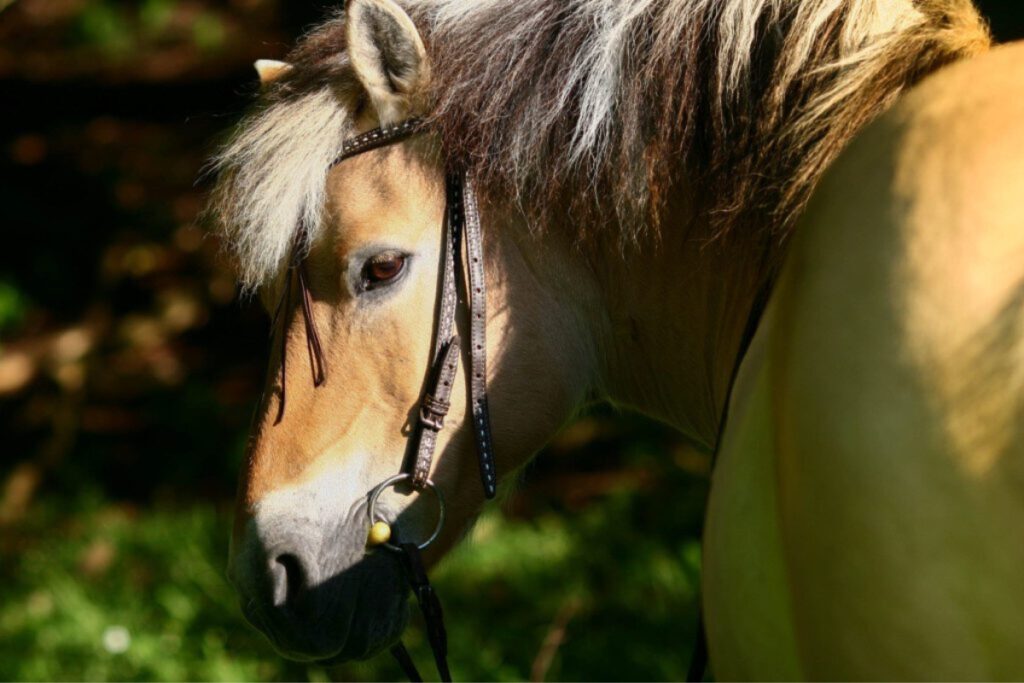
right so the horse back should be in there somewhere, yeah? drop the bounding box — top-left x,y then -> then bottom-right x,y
706,42 -> 1024,680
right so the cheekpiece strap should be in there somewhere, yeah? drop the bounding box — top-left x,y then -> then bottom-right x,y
326,118 -> 499,500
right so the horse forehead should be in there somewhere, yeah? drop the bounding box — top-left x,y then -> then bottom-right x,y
325,150 -> 444,245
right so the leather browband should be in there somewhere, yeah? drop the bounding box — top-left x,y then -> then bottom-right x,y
330,117 -> 424,168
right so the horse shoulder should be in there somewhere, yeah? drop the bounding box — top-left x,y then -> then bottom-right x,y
764,42 -> 1024,679
703,295 -> 803,680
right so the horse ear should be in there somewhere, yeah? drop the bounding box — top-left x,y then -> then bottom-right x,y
346,0 -> 429,124
254,59 -> 293,86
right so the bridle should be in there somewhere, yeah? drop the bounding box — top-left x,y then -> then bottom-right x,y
266,115 -> 754,682
270,116 -> 497,681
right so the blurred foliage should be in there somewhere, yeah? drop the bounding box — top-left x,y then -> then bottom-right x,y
0,278 -> 29,333
0,423 -> 707,681
1,1 -> 1023,681
0,496 -> 286,681
64,0 -> 228,56
0,0 -> 283,82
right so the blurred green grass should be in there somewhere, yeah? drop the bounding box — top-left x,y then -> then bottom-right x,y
0,495 -> 294,682
0,448 -> 705,681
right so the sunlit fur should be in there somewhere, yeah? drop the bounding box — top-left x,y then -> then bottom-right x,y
209,86 -> 357,290
209,0 -> 989,292
704,45 -> 1024,677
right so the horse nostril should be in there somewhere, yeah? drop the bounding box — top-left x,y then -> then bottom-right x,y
271,553 -> 308,607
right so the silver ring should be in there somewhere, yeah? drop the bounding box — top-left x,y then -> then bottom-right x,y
366,473 -> 446,552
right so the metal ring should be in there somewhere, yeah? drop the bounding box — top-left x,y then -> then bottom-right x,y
366,473 -> 446,552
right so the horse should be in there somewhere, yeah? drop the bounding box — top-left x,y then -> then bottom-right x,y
208,0 -> 1024,678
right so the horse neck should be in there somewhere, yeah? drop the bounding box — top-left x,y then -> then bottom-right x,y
586,202 -> 768,450
489,192 -> 768,452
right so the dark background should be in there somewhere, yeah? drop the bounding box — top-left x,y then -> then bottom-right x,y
1,2 -> 1022,680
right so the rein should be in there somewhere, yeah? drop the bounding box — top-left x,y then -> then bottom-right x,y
270,118 -> 497,681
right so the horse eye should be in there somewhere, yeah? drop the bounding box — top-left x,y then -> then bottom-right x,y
363,253 -> 407,289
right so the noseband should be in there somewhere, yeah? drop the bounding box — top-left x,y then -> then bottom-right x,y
270,117 -> 497,681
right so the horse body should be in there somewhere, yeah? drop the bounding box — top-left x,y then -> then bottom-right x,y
207,0 -> 1023,677
707,43 -> 1024,678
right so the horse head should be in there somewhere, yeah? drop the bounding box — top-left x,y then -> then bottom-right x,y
219,0 -> 597,662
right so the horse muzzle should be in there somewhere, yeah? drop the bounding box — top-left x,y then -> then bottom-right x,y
228,508 -> 410,662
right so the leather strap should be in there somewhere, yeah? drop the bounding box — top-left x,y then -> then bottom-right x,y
461,174 -> 497,498
296,262 -> 326,387
330,118 -> 424,168
271,263 -> 293,425
410,170 -> 463,489
271,233 -> 328,424
325,121 -> 498,500
412,338 -> 461,488
398,542 -> 452,682
390,642 -> 424,683
408,171 -> 497,497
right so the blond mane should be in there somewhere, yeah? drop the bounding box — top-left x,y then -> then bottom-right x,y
209,0 -> 990,290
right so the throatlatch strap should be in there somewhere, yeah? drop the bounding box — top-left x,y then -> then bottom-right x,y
297,263 -> 326,388
460,174 -> 497,498
272,265 -> 293,424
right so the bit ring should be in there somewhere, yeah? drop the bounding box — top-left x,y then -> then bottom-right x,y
366,473 -> 446,552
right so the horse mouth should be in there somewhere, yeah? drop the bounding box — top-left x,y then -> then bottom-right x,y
238,570 -> 411,663
241,589 -> 409,663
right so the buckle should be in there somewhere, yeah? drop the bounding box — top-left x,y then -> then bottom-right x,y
419,394 -> 449,431
419,406 -> 445,431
